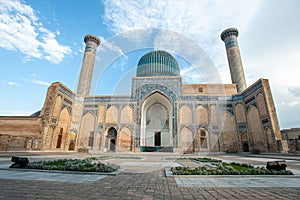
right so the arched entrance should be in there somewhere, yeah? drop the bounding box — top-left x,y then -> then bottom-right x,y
140,92 -> 173,152
197,128 -> 209,151
106,127 -> 117,152
240,133 -> 249,152
68,132 -> 77,151
53,108 -> 70,150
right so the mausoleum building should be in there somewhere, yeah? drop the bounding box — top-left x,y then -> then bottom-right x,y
0,28 -> 287,153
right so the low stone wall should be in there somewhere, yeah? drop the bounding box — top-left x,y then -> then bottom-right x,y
0,116 -> 43,150
286,139 -> 300,153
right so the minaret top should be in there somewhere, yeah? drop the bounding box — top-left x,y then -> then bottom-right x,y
220,28 -> 239,41
84,34 -> 100,46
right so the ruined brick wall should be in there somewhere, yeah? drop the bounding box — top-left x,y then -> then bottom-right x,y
281,128 -> 300,153
0,117 -> 43,150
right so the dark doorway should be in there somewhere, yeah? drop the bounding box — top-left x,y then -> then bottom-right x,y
243,142 -> 249,152
107,127 -> 117,152
68,141 -> 75,150
155,132 -> 161,146
56,128 -> 63,148
110,139 -> 116,152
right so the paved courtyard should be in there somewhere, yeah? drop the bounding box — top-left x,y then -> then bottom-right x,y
0,152 -> 299,199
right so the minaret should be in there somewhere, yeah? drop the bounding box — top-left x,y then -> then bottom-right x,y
77,34 -> 100,96
221,28 -> 246,93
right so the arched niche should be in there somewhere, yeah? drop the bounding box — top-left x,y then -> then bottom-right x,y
105,106 -> 118,124
220,111 -> 238,152
235,103 -> 246,123
179,105 -> 192,124
247,106 -> 266,151
78,112 -> 96,148
195,105 -> 209,125
119,127 -> 132,151
120,106 -> 133,123
179,127 -> 194,153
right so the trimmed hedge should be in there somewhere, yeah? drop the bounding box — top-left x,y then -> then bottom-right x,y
171,161 -> 294,175
10,158 -> 119,172
192,158 -> 222,163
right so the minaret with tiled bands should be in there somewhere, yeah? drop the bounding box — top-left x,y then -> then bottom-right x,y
221,28 -> 247,93
77,34 -> 100,96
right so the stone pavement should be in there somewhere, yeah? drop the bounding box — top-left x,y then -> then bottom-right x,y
174,176 -> 300,187
0,152 -> 299,199
0,169 -> 107,183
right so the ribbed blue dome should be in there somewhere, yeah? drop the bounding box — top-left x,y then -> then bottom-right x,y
136,50 -> 180,77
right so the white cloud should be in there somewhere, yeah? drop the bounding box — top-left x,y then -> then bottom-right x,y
39,27 -> 71,64
288,86 -> 300,98
2,80 -> 19,86
0,0 -> 71,64
32,79 -> 50,86
7,81 -> 19,86
103,0 -> 262,83
240,0 -> 300,128
288,101 -> 300,107
181,66 -> 204,83
102,0 -> 300,128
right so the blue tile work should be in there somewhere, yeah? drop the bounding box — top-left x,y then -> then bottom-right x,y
59,85 -> 75,99
132,77 -> 182,98
83,110 -> 97,117
61,104 -> 72,114
136,50 -> 180,77
84,96 -> 135,103
134,82 -> 179,146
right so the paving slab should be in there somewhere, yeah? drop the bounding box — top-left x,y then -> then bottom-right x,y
0,169 -> 107,183
174,177 -> 300,187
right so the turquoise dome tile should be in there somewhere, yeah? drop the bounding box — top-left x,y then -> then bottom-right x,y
136,50 -> 180,77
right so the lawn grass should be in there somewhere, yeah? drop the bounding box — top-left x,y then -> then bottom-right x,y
223,163 -> 253,171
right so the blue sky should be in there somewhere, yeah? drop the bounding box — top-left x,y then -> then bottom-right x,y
1,0 -> 300,129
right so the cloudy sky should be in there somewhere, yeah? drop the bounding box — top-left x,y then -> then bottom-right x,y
0,0 -> 299,129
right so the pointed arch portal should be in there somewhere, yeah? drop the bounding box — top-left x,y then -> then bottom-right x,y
140,92 -> 173,152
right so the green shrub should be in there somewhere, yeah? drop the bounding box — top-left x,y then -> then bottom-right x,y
252,149 -> 260,154
171,161 -> 294,176
18,158 -> 119,172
